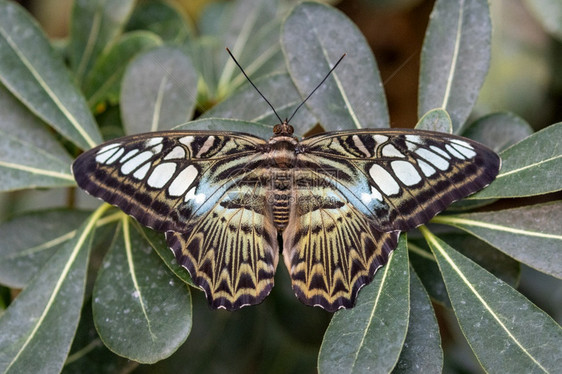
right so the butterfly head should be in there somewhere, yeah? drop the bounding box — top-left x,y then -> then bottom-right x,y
273,120 -> 295,137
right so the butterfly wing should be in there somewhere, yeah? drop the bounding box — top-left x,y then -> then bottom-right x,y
299,129 -> 501,232
73,131 -> 278,310
282,180 -> 399,312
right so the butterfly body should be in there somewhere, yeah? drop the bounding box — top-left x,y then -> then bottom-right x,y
73,126 -> 500,311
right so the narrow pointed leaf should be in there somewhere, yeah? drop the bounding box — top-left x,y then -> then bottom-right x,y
418,0 -> 491,133
318,236 -> 409,374
472,123 -> 562,198
175,118 -> 274,140
121,46 -> 198,134
69,0 -> 136,84
422,227 -> 562,373
393,269 -> 442,374
0,207 -> 104,374
462,112 -> 533,152
0,0 -> 102,149
0,210 -> 91,288
93,218 -> 191,363
282,1 -> 389,131
84,31 -> 162,110
201,72 -> 316,136
433,202 -> 562,278
415,108 -> 452,133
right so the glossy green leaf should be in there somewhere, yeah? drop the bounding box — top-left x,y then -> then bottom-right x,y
418,0 -> 491,133
175,118 -> 274,140
282,2 -> 389,131
393,269 -> 442,374
407,240 -> 449,306
0,86 -> 75,191
462,112 -> 534,152
523,0 -> 562,40
472,123 -> 562,198
69,0 -> 136,84
120,46 -> 198,134
0,0 -> 102,149
414,108 -> 452,133
126,0 -> 193,44
84,31 -> 162,110
201,72 -> 316,136
0,207 -> 105,374
318,235 -> 409,374
0,210 -> 92,288
422,227 -> 562,373
433,202 -> 562,279
93,217 -> 191,363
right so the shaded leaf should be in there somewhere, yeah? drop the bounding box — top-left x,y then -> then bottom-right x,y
462,112 -> 534,152
408,240 -> 449,307
0,207 -> 105,374
418,0 -> 491,133
422,227 -> 562,373
120,46 -> 198,134
415,108 -> 452,133
69,0 -> 136,84
84,31 -> 162,110
282,1 -> 389,131
393,269 -> 443,374
318,235 -> 409,374
472,123 -> 562,198
433,202 -> 562,279
93,217 -> 191,363
0,0 -> 102,149
523,0 -> 562,40
0,210 -> 91,288
175,118 -> 274,140
201,72 -> 316,136
126,0 -> 193,44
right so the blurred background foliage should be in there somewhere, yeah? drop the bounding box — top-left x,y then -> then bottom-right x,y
1,0 -> 561,373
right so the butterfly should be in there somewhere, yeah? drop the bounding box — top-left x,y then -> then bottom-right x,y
72,121 -> 500,311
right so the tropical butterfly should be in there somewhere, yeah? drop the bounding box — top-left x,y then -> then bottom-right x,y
72,53 -> 501,312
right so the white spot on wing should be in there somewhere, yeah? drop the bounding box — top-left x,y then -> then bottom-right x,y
450,143 -> 476,159
146,137 -> 163,147
179,136 -> 194,146
96,146 -> 120,163
450,139 -> 473,149
415,148 -> 449,170
391,160 -> 422,186
196,136 -> 215,158
430,145 -> 451,159
164,146 -> 186,160
133,163 -> 151,179
361,185 -> 383,204
373,135 -> 389,144
382,144 -> 405,158
168,165 -> 198,196
352,135 -> 371,157
105,148 -> 124,164
97,143 -> 120,154
120,149 -> 139,163
121,151 -> 153,175
405,135 -> 423,144
445,144 -> 465,159
185,186 -> 206,204
369,164 -> 400,196
147,162 -> 177,188
418,160 -> 436,177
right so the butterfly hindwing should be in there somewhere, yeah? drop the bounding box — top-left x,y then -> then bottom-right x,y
299,129 -> 501,232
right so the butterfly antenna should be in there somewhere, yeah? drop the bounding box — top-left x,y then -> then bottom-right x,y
287,53 -> 346,124
226,47 -> 283,124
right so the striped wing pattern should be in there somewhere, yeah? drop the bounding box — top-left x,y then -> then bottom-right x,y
73,128 -> 500,311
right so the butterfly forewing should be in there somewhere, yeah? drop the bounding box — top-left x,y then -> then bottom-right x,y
299,129 -> 501,232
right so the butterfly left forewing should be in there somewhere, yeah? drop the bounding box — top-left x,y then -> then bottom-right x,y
299,129 -> 501,232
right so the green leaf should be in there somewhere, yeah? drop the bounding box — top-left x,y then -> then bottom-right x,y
433,202 -> 562,279
421,227 -> 562,373
68,0 -> 136,84
175,118 -> 274,140
93,217 -> 191,363
0,86 -> 75,191
201,72 -> 317,136
120,46 -> 198,134
393,269 -> 443,374
282,2 -> 389,132
418,0 -> 491,133
0,206 -> 105,374
414,108 -> 453,133
318,235 -> 409,374
523,0 -> 562,40
0,209 -> 92,288
472,123 -> 562,198
84,31 -> 162,110
0,0 -> 102,149
408,240 -> 449,306
462,112 -> 534,152
126,0 -> 193,44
